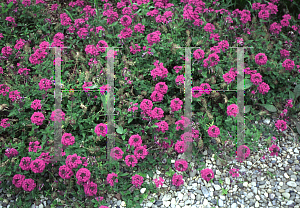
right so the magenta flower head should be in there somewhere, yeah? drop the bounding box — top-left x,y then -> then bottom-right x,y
257,82 -> 270,95
128,134 -> 142,148
59,165 -> 74,179
38,152 -> 53,165
193,49 -> 205,60
269,144 -> 280,156
175,159 -> 188,172
154,82 -> 168,95
0,118 -> 10,129
28,141 -> 41,153
236,145 -> 251,163
94,123 -> 107,137
275,119 -> 287,132
207,125 -> 220,138
83,180 -> 98,196
203,23 -> 215,32
30,159 -> 46,174
150,90 -> 164,102
255,53 -> 268,66
19,157 -> 32,171
132,174 -> 144,189
110,147 -> 124,160
140,99 -> 153,111
76,168 -> 91,185
4,148 -> 18,158
82,81 -> 93,92
0,84 -> 10,96
31,112 -> 45,126
134,145 -> 149,160
31,99 -> 42,110
12,174 -> 25,188
22,178 -> 36,192
153,177 -> 165,188
50,109 -> 65,122
107,172 -> 118,187
9,90 -> 21,102
120,15 -> 132,27
227,104 -> 239,117
66,154 -> 82,169
172,173 -> 184,187
1,46 -> 13,57
125,155 -> 138,167
250,73 -> 263,86
229,168 -> 240,178
155,121 -> 169,133
39,78 -> 52,92
201,168 -> 214,182
174,140 -> 188,154
61,133 -> 75,147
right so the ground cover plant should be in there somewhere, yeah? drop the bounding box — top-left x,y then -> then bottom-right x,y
0,0 -> 300,207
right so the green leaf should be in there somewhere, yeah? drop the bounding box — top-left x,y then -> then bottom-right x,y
148,171 -> 154,178
64,9 -> 74,21
7,2 -> 13,9
120,172 -> 129,176
289,91 -> 295,100
294,85 -> 300,100
294,120 -> 300,135
128,117 -> 133,124
116,126 -> 124,134
260,104 -> 277,112
244,105 -> 251,114
242,79 -> 253,90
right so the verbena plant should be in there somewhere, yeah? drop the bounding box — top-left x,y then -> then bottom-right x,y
0,0 -> 300,207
